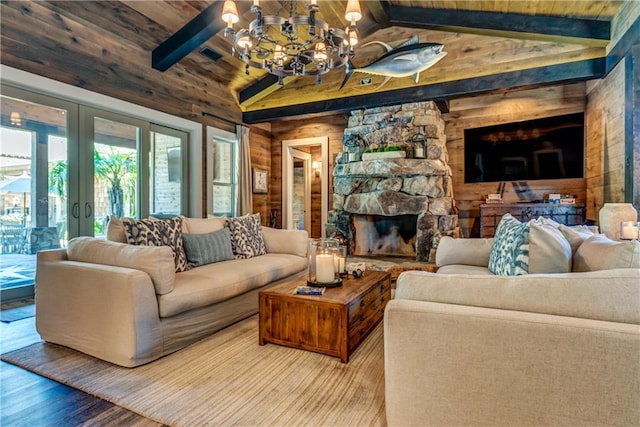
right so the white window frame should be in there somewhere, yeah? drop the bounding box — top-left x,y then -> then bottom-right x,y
207,126 -> 238,217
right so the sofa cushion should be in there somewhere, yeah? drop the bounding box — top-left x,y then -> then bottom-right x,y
261,226 -> 308,257
122,217 -> 190,273
106,216 -> 127,243
528,221 -> 572,273
182,228 -> 235,267
436,237 -> 493,267
184,216 -> 226,234
488,214 -> 530,276
395,269 -> 640,324
573,235 -> 640,272
158,253 -> 308,317
226,214 -> 267,259
557,224 -> 597,255
67,236 -> 175,295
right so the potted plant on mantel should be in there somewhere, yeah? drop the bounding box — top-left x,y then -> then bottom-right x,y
361,145 -> 407,161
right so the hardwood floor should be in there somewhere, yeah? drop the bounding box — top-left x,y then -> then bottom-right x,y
0,300 -> 164,426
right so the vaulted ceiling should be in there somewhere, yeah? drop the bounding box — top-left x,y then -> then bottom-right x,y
0,1 -> 632,125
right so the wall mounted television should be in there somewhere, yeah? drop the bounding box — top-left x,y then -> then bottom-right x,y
464,113 -> 584,183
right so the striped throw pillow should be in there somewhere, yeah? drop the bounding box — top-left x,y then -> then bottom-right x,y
182,228 -> 235,267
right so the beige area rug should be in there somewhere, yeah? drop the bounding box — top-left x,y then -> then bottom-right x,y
1,316 -> 386,426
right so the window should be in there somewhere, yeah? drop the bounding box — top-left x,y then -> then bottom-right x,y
211,135 -> 237,217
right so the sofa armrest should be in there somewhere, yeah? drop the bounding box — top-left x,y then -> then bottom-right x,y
261,226 -> 309,257
435,236 -> 493,267
36,256 -> 164,367
384,299 -> 640,426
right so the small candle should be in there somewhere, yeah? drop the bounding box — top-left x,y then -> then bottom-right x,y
620,222 -> 639,240
316,254 -> 335,283
334,255 -> 345,274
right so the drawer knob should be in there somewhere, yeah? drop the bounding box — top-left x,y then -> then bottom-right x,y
360,300 -> 365,307
359,315 -> 365,322
359,328 -> 365,336
380,284 -> 386,292
381,296 -> 385,303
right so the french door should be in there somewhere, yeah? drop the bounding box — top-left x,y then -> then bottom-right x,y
0,85 -> 188,298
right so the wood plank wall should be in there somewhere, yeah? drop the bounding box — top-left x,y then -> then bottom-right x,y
270,115 -> 348,230
249,124 -> 273,225
444,83 -> 588,236
267,83 -> 603,237
585,61 -> 627,220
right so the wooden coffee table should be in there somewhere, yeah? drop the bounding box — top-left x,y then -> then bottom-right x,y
259,270 -> 391,363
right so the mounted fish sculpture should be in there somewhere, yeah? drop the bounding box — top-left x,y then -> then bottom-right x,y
340,36 -> 447,91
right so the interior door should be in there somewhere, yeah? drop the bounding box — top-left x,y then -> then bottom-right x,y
290,148 -> 311,233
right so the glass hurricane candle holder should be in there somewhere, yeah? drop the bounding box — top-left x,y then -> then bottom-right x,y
620,221 -> 640,240
308,238 -> 342,288
334,245 -> 348,277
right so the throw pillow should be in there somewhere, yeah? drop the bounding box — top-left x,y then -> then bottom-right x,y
261,226 -> 309,257
573,235 -> 640,272
225,213 -> 267,259
105,215 -> 127,243
528,221 -> 572,273
184,216 -> 227,234
182,228 -> 235,267
557,224 -> 596,255
488,214 -> 530,276
122,217 -> 190,273
435,236 -> 494,267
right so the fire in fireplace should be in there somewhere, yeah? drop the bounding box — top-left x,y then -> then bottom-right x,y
353,215 -> 417,257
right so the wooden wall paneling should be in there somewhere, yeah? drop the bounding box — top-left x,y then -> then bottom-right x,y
444,83 -> 588,236
249,125 -> 272,225
586,60 -> 627,221
270,114 -> 348,230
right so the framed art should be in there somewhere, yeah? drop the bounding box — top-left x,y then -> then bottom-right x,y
253,168 -> 268,193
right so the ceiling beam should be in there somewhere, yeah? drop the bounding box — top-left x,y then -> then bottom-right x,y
242,58 -> 605,123
387,6 -> 611,47
152,1 -> 250,72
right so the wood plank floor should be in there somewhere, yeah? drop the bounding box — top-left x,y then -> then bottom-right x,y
1,299 -> 164,426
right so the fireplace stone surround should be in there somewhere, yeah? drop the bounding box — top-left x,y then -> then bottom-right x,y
326,101 -> 459,262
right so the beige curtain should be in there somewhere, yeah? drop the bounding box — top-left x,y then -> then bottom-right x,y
236,124 -> 253,216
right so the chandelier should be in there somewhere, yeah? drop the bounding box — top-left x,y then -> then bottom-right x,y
221,0 -> 362,85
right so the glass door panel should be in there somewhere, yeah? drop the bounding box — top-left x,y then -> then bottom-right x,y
0,88 -> 76,299
91,115 -> 140,237
150,124 -> 188,216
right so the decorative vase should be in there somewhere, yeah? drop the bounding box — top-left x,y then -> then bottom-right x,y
599,203 -> 638,241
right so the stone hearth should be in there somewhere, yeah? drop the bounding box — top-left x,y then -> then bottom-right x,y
327,101 -> 459,262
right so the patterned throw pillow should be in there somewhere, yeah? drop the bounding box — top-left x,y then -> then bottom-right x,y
488,214 -> 530,276
183,228 -> 235,267
122,217 -> 190,273
225,213 -> 267,259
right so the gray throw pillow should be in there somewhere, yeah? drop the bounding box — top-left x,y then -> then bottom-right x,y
182,228 -> 235,267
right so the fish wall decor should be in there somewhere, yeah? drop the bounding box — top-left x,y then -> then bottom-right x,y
340,36 -> 447,91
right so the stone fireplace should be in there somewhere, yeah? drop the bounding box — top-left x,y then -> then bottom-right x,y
326,101 -> 459,262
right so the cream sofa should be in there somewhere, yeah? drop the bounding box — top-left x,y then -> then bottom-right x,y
36,219 -> 309,367
385,229 -> 640,426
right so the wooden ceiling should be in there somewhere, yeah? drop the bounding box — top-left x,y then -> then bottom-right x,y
0,1 -> 630,125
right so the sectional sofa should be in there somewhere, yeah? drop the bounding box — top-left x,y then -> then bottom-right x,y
36,214 -> 309,367
384,215 -> 640,426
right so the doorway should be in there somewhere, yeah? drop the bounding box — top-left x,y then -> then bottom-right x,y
291,149 -> 311,234
282,136 -> 328,238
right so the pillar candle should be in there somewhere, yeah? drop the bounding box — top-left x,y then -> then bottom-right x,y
316,254 -> 335,283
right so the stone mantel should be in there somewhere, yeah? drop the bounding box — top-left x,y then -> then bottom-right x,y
333,158 -> 450,178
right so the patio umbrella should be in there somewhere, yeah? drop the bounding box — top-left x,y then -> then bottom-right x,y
0,173 -> 31,225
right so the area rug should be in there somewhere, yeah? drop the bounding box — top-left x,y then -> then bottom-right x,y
1,315 -> 386,426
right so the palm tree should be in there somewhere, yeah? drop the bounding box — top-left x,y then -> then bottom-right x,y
48,145 -> 137,219
94,145 -> 137,218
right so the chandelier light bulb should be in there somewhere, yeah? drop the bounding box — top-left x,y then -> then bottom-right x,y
222,0 -> 239,24
314,42 -> 328,62
237,34 -> 252,49
345,0 -> 362,23
348,25 -> 359,47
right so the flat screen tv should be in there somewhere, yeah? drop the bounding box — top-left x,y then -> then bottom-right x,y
464,113 -> 584,183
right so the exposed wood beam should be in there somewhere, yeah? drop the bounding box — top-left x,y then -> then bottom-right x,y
242,58 -> 605,123
152,1 -> 249,72
606,17 -> 640,75
387,6 -> 611,47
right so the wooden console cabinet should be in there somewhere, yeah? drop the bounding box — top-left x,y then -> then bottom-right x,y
480,203 -> 586,237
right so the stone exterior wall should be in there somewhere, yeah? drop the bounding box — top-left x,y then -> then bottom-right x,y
327,101 -> 458,262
